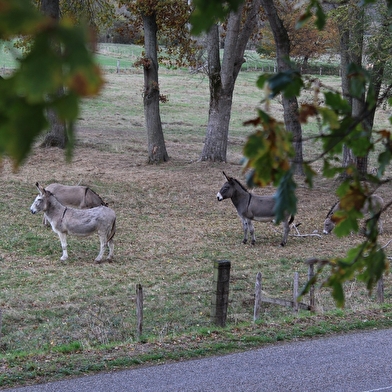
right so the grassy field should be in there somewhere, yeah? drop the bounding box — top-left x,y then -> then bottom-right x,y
1,50 -> 392,388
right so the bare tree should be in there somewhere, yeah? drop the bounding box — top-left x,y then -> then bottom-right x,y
260,0 -> 304,175
200,0 -> 261,162
40,0 -> 67,149
141,10 -> 169,163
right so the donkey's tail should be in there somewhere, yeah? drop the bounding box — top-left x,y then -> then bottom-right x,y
108,218 -> 116,241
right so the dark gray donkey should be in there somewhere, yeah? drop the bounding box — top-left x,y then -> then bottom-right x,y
323,194 -> 384,234
216,172 -> 294,246
30,183 -> 116,263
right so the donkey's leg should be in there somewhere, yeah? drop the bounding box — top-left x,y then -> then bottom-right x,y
95,236 -> 106,263
248,220 -> 256,245
42,214 -> 49,226
57,232 -> 68,261
107,240 -> 114,261
242,218 -> 249,244
281,219 -> 290,246
379,219 -> 383,234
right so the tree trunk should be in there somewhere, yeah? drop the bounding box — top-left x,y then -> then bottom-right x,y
260,0 -> 304,175
142,12 -> 169,163
200,0 -> 260,162
200,24 -> 232,161
350,4 -> 368,178
339,19 -> 354,173
40,0 -> 67,149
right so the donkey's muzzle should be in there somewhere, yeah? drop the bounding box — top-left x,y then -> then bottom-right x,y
216,192 -> 223,201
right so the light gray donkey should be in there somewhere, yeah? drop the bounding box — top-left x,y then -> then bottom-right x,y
323,194 -> 384,234
217,172 -> 294,246
30,183 -> 116,263
42,183 -> 108,225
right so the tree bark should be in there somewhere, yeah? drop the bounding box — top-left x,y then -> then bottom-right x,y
339,18 -> 354,172
260,0 -> 304,175
142,12 -> 169,163
350,4 -> 368,177
200,0 -> 260,162
40,0 -> 67,149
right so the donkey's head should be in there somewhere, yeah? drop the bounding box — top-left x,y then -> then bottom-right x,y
30,183 -> 50,214
323,217 -> 335,234
217,172 -> 238,201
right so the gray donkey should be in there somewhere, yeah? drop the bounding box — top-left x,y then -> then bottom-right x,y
45,183 -> 108,208
30,183 -> 116,263
42,183 -> 108,226
323,194 -> 384,234
217,172 -> 294,246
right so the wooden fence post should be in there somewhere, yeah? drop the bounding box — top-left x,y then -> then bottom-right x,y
254,272 -> 262,322
136,284 -> 143,338
377,276 -> 384,304
211,260 -> 231,327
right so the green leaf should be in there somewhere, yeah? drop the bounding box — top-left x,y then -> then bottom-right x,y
190,0 -> 243,35
378,150 -> 392,175
357,248 -> 386,291
0,99 -> 47,165
268,70 -> 304,98
273,169 -> 297,224
302,163 -> 317,188
333,210 -> 361,237
329,278 -> 345,308
298,0 -> 326,30
347,126 -> 373,157
0,0 -> 42,37
318,107 -> 340,129
51,93 -> 79,121
0,2 -> 104,166
322,159 -> 344,178
348,63 -> 369,99
256,74 -> 270,90
324,92 -> 351,114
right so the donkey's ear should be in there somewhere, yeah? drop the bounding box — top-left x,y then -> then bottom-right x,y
223,171 -> 230,181
35,182 -> 45,194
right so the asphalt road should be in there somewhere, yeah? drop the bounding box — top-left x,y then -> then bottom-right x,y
6,328 -> 392,392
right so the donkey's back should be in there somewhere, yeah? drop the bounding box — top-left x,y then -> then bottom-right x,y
46,183 -> 107,209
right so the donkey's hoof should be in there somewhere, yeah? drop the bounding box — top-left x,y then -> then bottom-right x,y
251,240 -> 256,246
106,257 -> 113,263
280,242 -> 286,247
242,239 -> 247,244
94,259 -> 103,264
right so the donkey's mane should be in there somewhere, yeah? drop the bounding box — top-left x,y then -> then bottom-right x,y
325,200 -> 339,219
233,178 -> 250,194
86,187 -> 106,204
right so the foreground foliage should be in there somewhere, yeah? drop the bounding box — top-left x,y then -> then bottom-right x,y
0,0 -> 103,166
